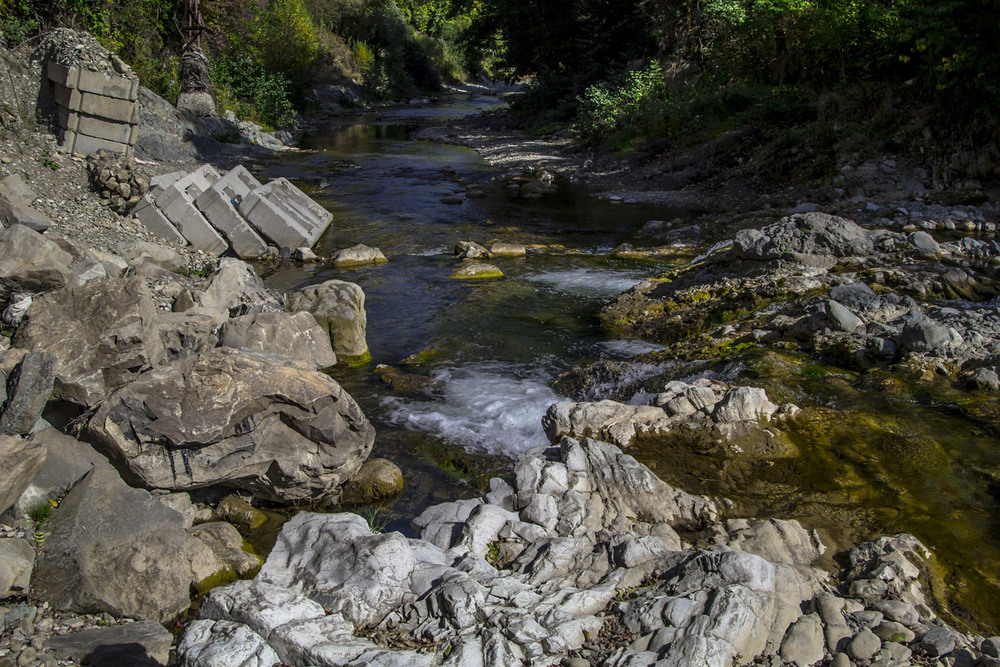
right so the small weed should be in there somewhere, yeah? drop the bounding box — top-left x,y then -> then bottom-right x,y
41,157 -> 59,170
27,499 -> 56,524
363,505 -> 389,534
174,262 -> 215,278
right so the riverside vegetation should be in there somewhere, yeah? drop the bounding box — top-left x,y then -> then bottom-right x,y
2,2 -> 1000,667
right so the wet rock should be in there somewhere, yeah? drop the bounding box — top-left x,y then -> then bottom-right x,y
542,399 -> 671,448
33,466 -> 224,623
189,522 -> 262,578
0,435 -> 46,515
779,612 -> 825,666
44,621 -> 172,665
0,539 -> 33,597
329,243 -> 388,267
287,279 -> 369,361
219,311 -> 336,370
340,458 -> 404,504
454,241 -> 490,259
293,247 -> 317,262
12,275 -> 165,406
909,231 -> 940,256
451,261 -> 504,280
489,242 -> 527,257
213,495 -> 268,531
84,347 -> 375,502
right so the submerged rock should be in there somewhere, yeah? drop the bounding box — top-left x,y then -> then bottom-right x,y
451,261 -> 504,280
84,347 -> 375,502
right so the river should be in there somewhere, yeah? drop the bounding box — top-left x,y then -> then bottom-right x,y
254,96 -> 1000,632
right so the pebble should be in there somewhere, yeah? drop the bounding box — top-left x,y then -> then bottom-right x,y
921,625 -> 957,657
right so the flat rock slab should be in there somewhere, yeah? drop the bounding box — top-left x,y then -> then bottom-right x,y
84,347 -> 374,502
44,621 -> 173,665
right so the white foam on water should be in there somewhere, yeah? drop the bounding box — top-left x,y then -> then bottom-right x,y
409,246 -> 450,256
596,339 -> 666,357
382,363 -> 566,457
525,268 -> 644,298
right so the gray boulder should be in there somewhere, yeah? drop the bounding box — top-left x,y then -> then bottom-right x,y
330,243 -> 388,267
455,240 -> 490,259
178,620 -> 280,667
779,613 -> 826,666
1,428 -> 111,521
899,315 -> 962,354
0,350 -> 56,435
84,347 -> 374,502
712,386 -> 778,423
174,259 -> 285,325
219,311 -> 336,370
0,434 -> 46,514
0,174 -> 51,232
12,275 -> 166,406
33,466 -> 225,623
735,212 -> 873,262
44,621 -> 173,665
0,224 -> 74,302
826,299 -> 864,333
0,538 -> 34,597
158,311 -> 220,361
287,279 -> 369,361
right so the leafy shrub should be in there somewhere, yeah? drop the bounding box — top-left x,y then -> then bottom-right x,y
211,54 -> 296,129
576,62 -> 668,145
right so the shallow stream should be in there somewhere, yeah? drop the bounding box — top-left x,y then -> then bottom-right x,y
255,97 -> 1000,632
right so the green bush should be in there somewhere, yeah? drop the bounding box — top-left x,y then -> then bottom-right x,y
576,62 -> 668,145
211,54 -> 296,129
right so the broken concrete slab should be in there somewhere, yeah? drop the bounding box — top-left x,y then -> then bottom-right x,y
131,192 -> 187,246
161,194 -> 228,255
194,166 -> 268,257
239,178 -> 332,250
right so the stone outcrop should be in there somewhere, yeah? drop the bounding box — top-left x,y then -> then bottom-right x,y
543,379 -> 796,451
287,279 -> 369,361
84,347 -> 375,502
12,274 -> 165,406
219,311 -> 336,370
176,436 -> 986,666
0,224 -> 74,303
33,466 -> 227,623
173,258 -> 285,325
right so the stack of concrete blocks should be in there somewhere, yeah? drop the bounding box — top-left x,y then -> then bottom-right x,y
47,61 -> 140,157
130,165 -> 333,258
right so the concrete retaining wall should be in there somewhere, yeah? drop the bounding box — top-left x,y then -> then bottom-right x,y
48,61 -> 139,157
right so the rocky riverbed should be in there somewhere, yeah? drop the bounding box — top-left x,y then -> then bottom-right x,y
3,29 -> 1000,667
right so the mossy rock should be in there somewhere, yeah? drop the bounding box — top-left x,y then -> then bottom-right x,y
341,458 -> 404,505
450,262 -> 504,280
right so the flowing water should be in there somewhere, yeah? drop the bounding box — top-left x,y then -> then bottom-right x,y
254,97 -> 1000,632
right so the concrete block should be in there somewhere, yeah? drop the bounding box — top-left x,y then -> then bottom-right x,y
132,193 -> 187,246
149,171 -> 186,191
48,61 -> 138,101
154,164 -> 221,210
57,129 -> 132,157
160,192 -> 229,255
194,165 -> 261,208
195,189 -> 268,258
53,85 -> 139,124
58,107 -> 137,144
239,178 -> 333,250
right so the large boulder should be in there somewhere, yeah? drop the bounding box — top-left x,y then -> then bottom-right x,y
0,224 -> 74,302
219,311 -> 336,370
287,280 -> 369,361
0,174 -> 51,232
0,538 -> 34,597
33,466 -> 225,623
84,347 -> 375,502
2,428 -> 112,521
0,434 -> 46,514
735,212 -> 873,262
0,350 -> 56,435
44,621 -> 174,666
174,259 -> 285,325
12,275 -> 166,406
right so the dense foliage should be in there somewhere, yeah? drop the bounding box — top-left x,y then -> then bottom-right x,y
0,0 -> 481,126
